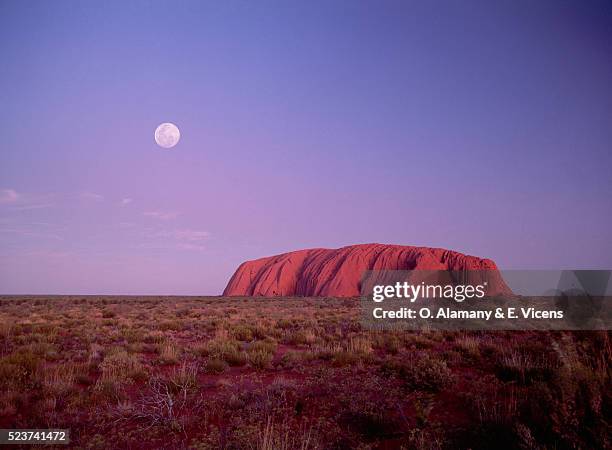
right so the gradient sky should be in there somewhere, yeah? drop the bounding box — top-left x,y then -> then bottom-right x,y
1,1 -> 611,295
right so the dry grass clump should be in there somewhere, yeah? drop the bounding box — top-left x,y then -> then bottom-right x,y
475,385 -> 519,426
372,333 -> 401,355
101,309 -> 116,319
88,343 -> 104,365
248,339 -> 277,354
496,348 -> 556,385
121,327 -> 144,344
404,332 -> 436,349
26,341 -> 57,358
93,350 -> 147,403
199,337 -> 238,357
0,391 -> 19,417
232,325 -> 254,341
454,335 -> 481,359
246,340 -> 277,369
144,330 -> 167,344
277,351 -> 304,369
307,335 -> 372,366
158,342 -> 181,365
284,329 -> 317,346
257,416 -> 319,450
158,320 -> 183,331
0,323 -> 12,354
346,336 -> 372,354
97,349 -> 147,385
381,353 -> 453,392
0,349 -> 41,389
247,349 -> 273,369
204,358 -> 228,374
197,338 -> 247,367
276,318 -> 295,330
169,362 -> 198,393
43,364 -> 79,393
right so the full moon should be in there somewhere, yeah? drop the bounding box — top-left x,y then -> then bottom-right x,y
154,122 -> 181,148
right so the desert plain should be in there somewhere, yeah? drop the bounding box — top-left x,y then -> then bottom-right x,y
0,296 -> 609,449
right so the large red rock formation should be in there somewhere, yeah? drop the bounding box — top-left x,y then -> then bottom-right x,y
223,243 -> 512,297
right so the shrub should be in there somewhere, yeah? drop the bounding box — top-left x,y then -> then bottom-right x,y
199,338 -> 238,357
101,309 -> 116,319
308,336 -> 371,366
276,319 -> 294,330
204,358 -> 227,374
496,349 -> 556,385
248,349 -> 273,369
143,331 -> 166,344
245,339 -> 277,369
94,379 -> 124,403
247,339 -> 277,355
377,334 -> 401,355
158,343 -> 180,365
121,328 -> 144,344
0,349 -> 41,389
454,336 -> 481,359
250,325 -> 270,340
337,380 -> 402,439
254,417 -> 320,450
224,349 -> 247,366
346,336 -> 372,354
43,364 -> 77,393
159,320 -> 183,331
97,349 -> 146,384
404,333 -> 435,349
170,362 -> 198,392
285,329 -> 317,346
277,351 -> 303,369
332,351 -> 360,367
382,354 -> 452,392
232,325 -> 253,341
198,339 -> 246,366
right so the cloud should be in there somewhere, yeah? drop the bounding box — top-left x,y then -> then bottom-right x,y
24,250 -> 72,258
11,203 -> 55,211
0,228 -> 63,240
169,229 -> 210,241
177,243 -> 207,251
80,192 -> 104,201
0,189 -> 55,210
143,211 -> 179,220
0,189 -> 19,204
149,229 -> 210,241
120,198 -> 133,206
140,228 -> 210,251
135,242 -> 206,251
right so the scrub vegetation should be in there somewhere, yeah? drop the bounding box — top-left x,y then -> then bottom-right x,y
0,296 -> 609,449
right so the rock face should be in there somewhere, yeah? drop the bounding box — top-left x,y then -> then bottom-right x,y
223,243 -> 512,297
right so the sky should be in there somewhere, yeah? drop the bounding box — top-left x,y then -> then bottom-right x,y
1,0 -> 611,295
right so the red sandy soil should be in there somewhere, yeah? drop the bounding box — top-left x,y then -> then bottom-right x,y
0,296 -> 609,449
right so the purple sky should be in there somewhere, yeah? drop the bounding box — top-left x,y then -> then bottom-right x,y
1,1 -> 611,295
